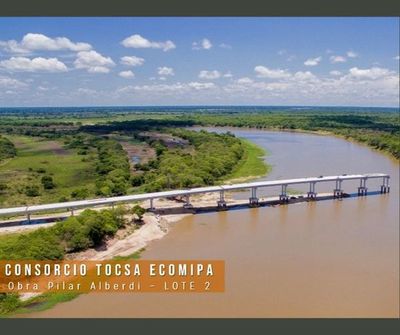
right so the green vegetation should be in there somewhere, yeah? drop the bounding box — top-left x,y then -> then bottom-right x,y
113,248 -> 144,260
131,205 -> 146,221
94,139 -> 131,196
134,129 -> 248,191
0,205 -> 142,316
0,135 -> 16,162
0,292 -> 80,318
224,139 -> 270,181
0,135 -> 96,206
0,206 -> 131,260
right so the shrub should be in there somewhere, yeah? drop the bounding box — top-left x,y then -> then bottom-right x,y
71,188 -> 89,199
41,175 -> 56,189
132,205 -> 146,221
0,293 -> 20,315
25,185 -> 40,197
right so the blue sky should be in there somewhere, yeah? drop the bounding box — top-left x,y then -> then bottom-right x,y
0,17 -> 398,107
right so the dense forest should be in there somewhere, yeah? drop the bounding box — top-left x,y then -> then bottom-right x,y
135,129 -> 245,191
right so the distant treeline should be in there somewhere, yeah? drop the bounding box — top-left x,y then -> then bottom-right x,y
81,119 -> 196,133
181,112 -> 400,159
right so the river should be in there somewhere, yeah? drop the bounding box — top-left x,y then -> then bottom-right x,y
29,129 -> 399,318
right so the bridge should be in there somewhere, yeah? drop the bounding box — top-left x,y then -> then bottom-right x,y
0,173 -> 390,222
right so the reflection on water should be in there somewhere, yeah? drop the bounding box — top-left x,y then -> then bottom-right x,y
30,129 -> 399,318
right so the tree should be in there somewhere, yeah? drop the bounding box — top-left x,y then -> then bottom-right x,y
132,205 -> 146,221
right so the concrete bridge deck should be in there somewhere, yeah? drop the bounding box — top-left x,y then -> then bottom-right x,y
0,173 -> 390,220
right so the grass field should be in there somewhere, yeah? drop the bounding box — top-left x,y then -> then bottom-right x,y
0,135 -> 96,206
224,139 -> 271,182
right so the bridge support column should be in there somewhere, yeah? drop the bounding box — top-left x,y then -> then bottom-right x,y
380,176 -> 390,194
183,195 -> 193,209
70,208 -> 74,216
307,182 -> 317,199
334,179 -> 343,198
249,187 -> 259,207
149,198 -> 155,211
27,213 -> 31,224
217,191 -> 227,208
280,184 -> 289,202
358,178 -> 368,196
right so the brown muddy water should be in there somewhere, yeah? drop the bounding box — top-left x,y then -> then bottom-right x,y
28,129 -> 399,318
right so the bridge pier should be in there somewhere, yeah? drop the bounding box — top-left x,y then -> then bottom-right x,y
307,182 -> 317,199
280,184 -> 289,202
380,176 -> 390,194
149,198 -> 155,211
358,178 -> 368,196
249,187 -> 259,207
183,195 -> 193,209
27,213 -> 31,224
333,179 -> 343,198
70,208 -> 74,216
217,190 -> 227,208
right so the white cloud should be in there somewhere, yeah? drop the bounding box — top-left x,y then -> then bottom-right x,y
119,70 -> 135,79
0,75 -> 28,89
223,71 -> 233,78
192,38 -> 212,50
236,77 -> 254,84
394,55 -> 400,60
117,81 -> 216,96
121,34 -> 175,52
293,71 -> 317,81
120,56 -> 145,67
330,55 -> 346,63
74,50 -> 115,73
188,82 -> 216,90
346,51 -> 358,58
254,66 -> 291,79
330,70 -> 342,76
157,66 -> 174,76
77,88 -> 98,95
0,56 -> 68,72
0,33 -> 92,54
219,43 -> 232,49
304,56 -> 322,66
224,65 -> 399,106
348,67 -> 392,80
198,70 -> 221,80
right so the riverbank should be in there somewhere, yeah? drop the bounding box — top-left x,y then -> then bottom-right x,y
223,139 -> 270,183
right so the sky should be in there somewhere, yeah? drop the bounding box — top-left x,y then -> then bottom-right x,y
0,17 -> 399,107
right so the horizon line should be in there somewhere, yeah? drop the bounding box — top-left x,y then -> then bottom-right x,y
0,104 -> 399,110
